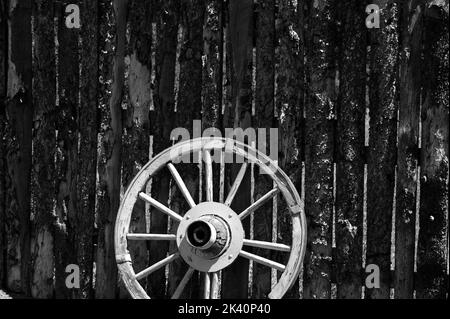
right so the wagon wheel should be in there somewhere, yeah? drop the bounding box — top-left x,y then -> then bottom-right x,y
115,137 -> 307,299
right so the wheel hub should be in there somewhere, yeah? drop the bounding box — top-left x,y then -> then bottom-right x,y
176,202 -> 244,272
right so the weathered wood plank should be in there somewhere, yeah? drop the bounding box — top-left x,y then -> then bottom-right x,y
77,0 -> 99,298
5,0 -> 33,295
366,0 -> 399,299
395,0 -> 423,299
54,0 -> 80,299
252,0 -> 275,299
334,0 -> 366,299
96,0 -> 127,299
303,0 -> 337,299
167,0 -> 204,299
148,0 -> 178,298
30,0 -> 56,298
0,0 -> 7,290
221,0 -> 253,299
275,0 -> 304,299
121,0 -> 152,296
416,2 -> 449,299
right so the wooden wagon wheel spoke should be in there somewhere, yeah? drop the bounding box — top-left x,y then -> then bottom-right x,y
224,162 -> 248,206
210,272 -> 219,299
127,233 -> 176,241
167,162 -> 196,208
238,187 -> 280,220
204,149 -> 213,202
139,192 -> 183,222
242,239 -> 291,252
203,272 -> 211,299
171,267 -> 195,299
239,250 -> 285,272
135,253 -> 180,280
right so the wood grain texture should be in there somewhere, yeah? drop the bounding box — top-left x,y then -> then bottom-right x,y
252,0 -> 275,299
0,0 -> 7,290
416,1 -> 449,299
121,0 -> 152,296
30,0 -> 56,298
303,0 -> 337,299
334,0 -> 366,299
96,0 -> 127,299
221,0 -> 253,299
54,0 -> 80,299
148,0 -> 178,298
77,0 -> 99,299
366,0 -> 399,299
276,0 -> 305,299
395,0 -> 423,299
5,0 -> 33,295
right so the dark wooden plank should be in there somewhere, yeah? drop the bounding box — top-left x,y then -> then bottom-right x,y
416,2 -> 449,299
30,0 -> 56,298
302,0 -> 337,299
395,0 -> 423,299
202,0 -> 223,132
0,0 -> 7,290
148,0 -> 178,298
120,0 -> 152,297
252,0 -> 275,299
334,0 -> 366,299
275,0 -> 305,299
54,0 -> 80,299
4,0 -> 33,295
366,0 -> 399,299
221,0 -> 253,299
167,0 -> 204,299
77,0 -> 99,298
96,0 -> 127,299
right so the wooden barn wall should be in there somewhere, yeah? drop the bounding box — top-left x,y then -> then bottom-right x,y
0,0 -> 448,299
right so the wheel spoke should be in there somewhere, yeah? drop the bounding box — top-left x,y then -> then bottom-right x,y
135,253 -> 179,280
224,162 -> 248,206
127,233 -> 176,241
203,272 -> 211,299
171,267 -> 195,299
238,187 -> 280,220
167,163 -> 196,208
239,250 -> 285,272
139,192 -> 183,222
243,239 -> 291,252
204,150 -> 213,201
210,272 -> 219,299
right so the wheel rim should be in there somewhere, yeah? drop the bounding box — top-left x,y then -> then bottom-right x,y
114,137 -> 307,299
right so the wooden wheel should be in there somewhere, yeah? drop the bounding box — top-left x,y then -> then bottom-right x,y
115,137 -> 307,299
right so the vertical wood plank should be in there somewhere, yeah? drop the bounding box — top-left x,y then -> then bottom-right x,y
395,0 -> 423,299
252,0 -> 275,299
149,0 -> 178,298
168,0 -> 204,299
334,0 -> 366,299
54,0 -> 80,299
30,0 -> 56,298
275,0 -> 304,299
366,0 -> 399,299
416,2 -> 449,299
122,0 -> 152,294
5,0 -> 33,295
96,0 -> 127,299
303,0 -> 336,299
202,0 -> 223,132
0,0 -> 7,289
77,0 -> 99,298
221,0 -> 253,299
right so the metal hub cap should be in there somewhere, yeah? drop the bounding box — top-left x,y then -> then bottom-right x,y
177,202 -> 244,272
